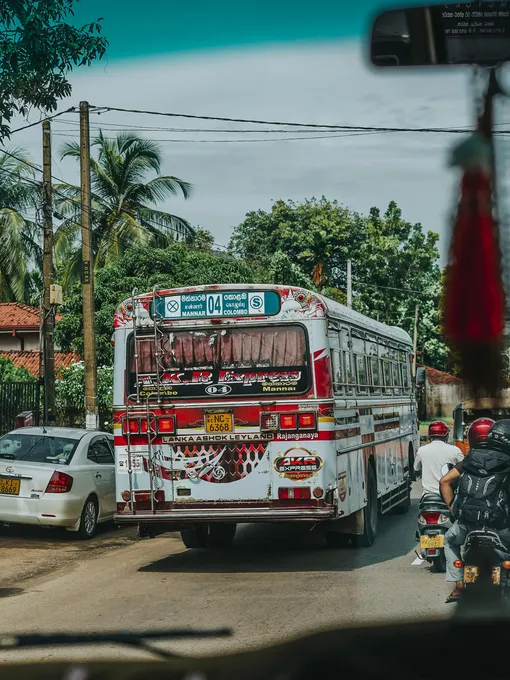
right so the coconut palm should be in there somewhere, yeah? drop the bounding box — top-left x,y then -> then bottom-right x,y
54,131 -> 194,288
0,148 -> 40,301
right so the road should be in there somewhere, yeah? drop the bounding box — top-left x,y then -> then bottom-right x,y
0,484 -> 451,664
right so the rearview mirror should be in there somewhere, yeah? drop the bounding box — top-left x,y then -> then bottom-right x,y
416,366 -> 426,385
453,402 -> 465,441
370,2 -> 510,68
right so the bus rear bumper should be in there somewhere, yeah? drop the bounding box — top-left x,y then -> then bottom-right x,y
115,504 -> 336,524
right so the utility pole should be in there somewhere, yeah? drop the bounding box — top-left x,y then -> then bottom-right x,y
412,304 -> 419,377
42,120 -> 56,424
80,101 -> 98,430
347,260 -> 352,308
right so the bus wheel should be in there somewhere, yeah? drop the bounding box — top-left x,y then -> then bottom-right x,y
209,523 -> 236,548
180,524 -> 209,549
354,465 -> 378,547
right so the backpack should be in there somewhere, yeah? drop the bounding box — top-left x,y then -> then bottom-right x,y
453,448 -> 510,529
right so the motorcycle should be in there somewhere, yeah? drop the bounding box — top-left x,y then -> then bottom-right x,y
416,493 -> 451,572
459,529 -> 510,597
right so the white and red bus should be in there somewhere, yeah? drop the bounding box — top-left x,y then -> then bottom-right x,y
113,284 -> 418,548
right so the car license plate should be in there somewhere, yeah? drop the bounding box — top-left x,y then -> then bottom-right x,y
0,476 -> 20,496
205,412 -> 233,434
420,534 -> 444,549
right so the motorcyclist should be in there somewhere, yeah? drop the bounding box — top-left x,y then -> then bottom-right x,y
442,419 -> 510,603
440,417 -> 495,504
413,421 -> 464,496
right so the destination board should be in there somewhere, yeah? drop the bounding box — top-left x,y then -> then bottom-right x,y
152,290 -> 280,320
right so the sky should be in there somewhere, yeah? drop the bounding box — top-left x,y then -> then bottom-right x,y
8,0 -> 482,260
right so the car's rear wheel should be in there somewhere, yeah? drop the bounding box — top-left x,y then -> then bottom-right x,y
77,497 -> 98,540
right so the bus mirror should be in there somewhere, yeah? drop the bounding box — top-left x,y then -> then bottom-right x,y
415,367 -> 426,386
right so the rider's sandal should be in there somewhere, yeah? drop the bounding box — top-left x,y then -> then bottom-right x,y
445,594 -> 461,604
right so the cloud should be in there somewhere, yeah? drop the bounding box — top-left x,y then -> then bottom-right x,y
11,40 -> 471,258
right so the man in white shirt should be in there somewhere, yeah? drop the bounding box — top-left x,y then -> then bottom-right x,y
414,420 -> 464,496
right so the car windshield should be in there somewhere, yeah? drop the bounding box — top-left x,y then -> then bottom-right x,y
0,434 -> 78,465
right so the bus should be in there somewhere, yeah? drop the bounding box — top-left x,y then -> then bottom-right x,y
113,284 -> 418,548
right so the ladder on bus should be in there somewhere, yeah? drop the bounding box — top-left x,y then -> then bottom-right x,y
124,287 -> 169,515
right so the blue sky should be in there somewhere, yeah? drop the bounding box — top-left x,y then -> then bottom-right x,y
12,0 -> 482,261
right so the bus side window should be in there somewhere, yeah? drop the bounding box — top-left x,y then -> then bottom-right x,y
352,334 -> 367,395
329,327 -> 343,395
340,328 -> 354,395
366,340 -> 380,394
399,350 -> 409,392
390,349 -> 401,394
379,343 -> 392,394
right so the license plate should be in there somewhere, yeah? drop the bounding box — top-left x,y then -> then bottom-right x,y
0,476 -> 20,495
205,412 -> 234,434
464,565 -> 501,585
420,534 -> 444,549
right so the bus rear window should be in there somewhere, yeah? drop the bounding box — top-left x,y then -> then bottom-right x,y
128,325 -> 310,399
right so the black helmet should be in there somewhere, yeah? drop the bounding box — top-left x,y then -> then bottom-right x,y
487,419 -> 510,454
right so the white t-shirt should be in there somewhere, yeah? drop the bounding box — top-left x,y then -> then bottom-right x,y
414,440 -> 464,496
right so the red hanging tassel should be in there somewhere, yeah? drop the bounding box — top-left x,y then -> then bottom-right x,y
443,155 -> 505,394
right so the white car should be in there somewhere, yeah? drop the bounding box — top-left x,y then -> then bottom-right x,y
0,427 -> 115,539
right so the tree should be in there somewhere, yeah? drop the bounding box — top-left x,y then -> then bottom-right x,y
56,361 -> 112,428
0,355 -> 36,382
0,0 -> 107,140
55,241 -> 254,366
54,131 -> 194,288
0,148 -> 41,301
230,198 -> 447,369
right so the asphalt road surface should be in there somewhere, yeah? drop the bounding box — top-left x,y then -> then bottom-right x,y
0,483 -> 451,664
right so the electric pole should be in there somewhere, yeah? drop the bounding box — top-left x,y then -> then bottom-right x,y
347,260 -> 352,308
412,304 -> 419,377
42,120 -> 56,424
80,101 -> 98,430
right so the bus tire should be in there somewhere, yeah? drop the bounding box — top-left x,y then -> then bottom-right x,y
209,523 -> 236,548
409,444 -> 416,482
354,464 -> 378,547
180,524 -> 209,549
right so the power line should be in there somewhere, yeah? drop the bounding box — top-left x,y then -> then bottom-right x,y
8,108 -> 77,135
90,104 -> 510,135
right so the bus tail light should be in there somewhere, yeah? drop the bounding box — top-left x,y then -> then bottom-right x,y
298,412 -> 316,429
157,417 -> 175,434
278,487 -> 311,500
122,418 -> 140,435
280,414 -> 297,430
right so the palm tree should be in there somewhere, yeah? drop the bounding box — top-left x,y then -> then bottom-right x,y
54,131 -> 194,288
0,148 -> 40,302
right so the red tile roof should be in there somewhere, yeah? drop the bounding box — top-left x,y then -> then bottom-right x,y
0,303 -> 62,331
424,365 -> 462,386
0,351 -> 80,377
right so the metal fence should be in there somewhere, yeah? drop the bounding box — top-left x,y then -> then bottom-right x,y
0,381 -> 41,435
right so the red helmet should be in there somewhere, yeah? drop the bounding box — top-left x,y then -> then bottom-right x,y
468,418 -> 495,449
428,421 -> 449,438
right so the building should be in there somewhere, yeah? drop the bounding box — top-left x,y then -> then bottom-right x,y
0,302 -> 79,377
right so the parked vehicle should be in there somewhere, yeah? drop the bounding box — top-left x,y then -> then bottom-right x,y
0,427 -> 115,538
460,529 -> 510,596
416,493 -> 451,572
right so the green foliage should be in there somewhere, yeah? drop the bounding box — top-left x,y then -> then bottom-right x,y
54,132 -> 193,289
55,240 -> 254,365
56,361 -> 113,411
0,0 -> 107,140
0,356 -> 36,382
230,197 -> 447,370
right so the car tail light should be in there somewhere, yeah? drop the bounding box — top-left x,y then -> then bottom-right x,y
280,414 -> 297,430
261,413 -> 279,431
45,471 -> 73,493
122,417 -> 140,435
278,487 -> 311,500
298,412 -> 316,429
157,417 -> 175,433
